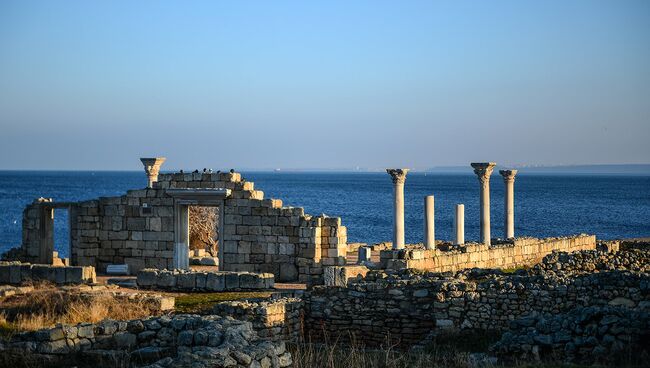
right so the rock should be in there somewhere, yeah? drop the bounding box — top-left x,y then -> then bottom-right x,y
131,346 -> 174,364
177,330 -> 194,346
435,319 -> 454,329
200,257 -> 219,266
608,297 -> 635,308
113,332 -> 136,348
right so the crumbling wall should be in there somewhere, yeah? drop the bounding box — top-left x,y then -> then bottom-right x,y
72,189 -> 175,272
212,297 -> 304,342
380,235 -> 596,272
492,305 -> 650,364
0,315 -> 292,368
155,172 -> 347,284
17,171 -> 347,282
304,248 -> 649,346
18,198 -> 54,264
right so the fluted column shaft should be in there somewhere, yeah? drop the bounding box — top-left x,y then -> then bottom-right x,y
454,204 -> 464,245
387,169 -> 409,250
471,162 -> 496,246
499,170 -> 518,239
424,195 -> 435,250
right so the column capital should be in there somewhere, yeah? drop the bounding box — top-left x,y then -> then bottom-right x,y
471,162 -> 496,183
140,157 -> 166,176
386,168 -> 409,184
140,157 -> 166,188
499,169 -> 518,182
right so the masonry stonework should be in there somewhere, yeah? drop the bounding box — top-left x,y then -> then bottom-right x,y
380,235 -> 596,272
16,171 -> 347,283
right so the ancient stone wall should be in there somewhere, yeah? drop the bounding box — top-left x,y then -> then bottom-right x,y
212,297 -> 304,342
0,315 -> 292,368
379,235 -> 596,272
0,262 -> 96,285
18,171 -> 347,282
136,269 -> 275,291
304,249 -> 649,346
492,305 -> 650,364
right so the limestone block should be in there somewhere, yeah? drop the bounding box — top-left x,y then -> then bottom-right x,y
177,273 -> 196,289
156,272 -> 176,288
31,265 -> 51,282
240,273 -> 264,289
137,269 -> 158,287
206,272 -> 225,291
323,265 -> 369,287
195,272 -> 207,289
54,267 -> 66,284
225,272 -> 240,290
278,264 -> 298,282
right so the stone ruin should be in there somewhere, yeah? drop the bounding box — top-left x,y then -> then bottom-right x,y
1,158 -> 648,366
8,157 -> 348,285
4,159 -> 605,288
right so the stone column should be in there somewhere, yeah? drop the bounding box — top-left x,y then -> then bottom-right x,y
471,162 -> 496,246
140,157 -> 166,188
386,169 -> 409,250
174,204 -> 190,270
424,195 -> 435,250
499,169 -> 518,239
454,204 -> 464,245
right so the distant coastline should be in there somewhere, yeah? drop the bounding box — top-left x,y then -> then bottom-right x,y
1,164 -> 649,176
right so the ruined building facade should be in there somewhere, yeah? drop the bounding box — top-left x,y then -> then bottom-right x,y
17,169 -> 347,283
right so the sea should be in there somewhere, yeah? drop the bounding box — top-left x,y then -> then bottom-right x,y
1,171 -> 649,259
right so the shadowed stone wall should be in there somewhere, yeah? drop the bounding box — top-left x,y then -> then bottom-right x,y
304,248 -> 649,346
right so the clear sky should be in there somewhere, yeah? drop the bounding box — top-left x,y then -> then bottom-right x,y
0,0 -> 648,170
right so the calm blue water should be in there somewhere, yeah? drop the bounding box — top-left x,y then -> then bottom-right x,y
1,171 -> 649,258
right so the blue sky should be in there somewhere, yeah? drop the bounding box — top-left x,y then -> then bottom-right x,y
0,0 -> 648,170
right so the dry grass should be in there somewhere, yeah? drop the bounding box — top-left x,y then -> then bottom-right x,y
290,331 -> 497,368
0,285 -> 164,337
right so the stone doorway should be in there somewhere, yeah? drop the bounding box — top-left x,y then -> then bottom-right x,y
25,200 -> 77,265
188,205 -> 220,266
53,208 -> 72,262
167,189 -> 229,270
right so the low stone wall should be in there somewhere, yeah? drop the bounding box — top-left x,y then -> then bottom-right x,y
212,297 -> 304,342
0,262 -> 96,285
136,268 -> 274,291
492,305 -> 650,365
0,315 -> 292,368
380,235 -> 596,272
304,248 -> 649,346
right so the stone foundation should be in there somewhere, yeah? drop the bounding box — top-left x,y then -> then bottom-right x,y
0,262 -> 96,285
380,235 -> 596,272
304,248 -> 649,346
136,269 -> 275,291
0,315 -> 292,368
492,305 -> 650,364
